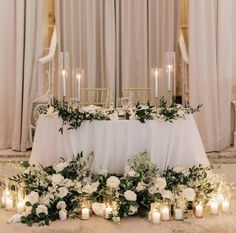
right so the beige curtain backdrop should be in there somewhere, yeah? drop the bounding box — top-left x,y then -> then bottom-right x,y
55,0 -> 180,100
0,0 -> 47,151
189,0 -> 234,152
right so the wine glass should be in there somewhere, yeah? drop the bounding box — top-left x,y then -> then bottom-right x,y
121,97 -> 130,109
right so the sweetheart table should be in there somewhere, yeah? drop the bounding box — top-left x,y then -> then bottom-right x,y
30,114 -> 209,173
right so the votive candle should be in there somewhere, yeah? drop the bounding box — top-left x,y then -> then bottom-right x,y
81,207 -> 90,220
195,204 -> 203,217
5,198 -> 13,211
16,200 -> 25,213
161,207 -> 170,221
152,211 -> 161,224
222,200 -> 230,213
210,201 -> 219,215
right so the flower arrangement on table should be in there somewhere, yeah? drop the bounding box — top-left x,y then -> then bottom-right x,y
40,97 -> 202,133
0,152 -> 232,226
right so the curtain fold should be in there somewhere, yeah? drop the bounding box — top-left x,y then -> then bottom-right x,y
55,0 -> 180,100
189,0 -> 233,151
0,0 -> 47,151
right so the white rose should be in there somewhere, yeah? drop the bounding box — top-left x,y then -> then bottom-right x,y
92,181 -> 99,191
52,174 -> 64,186
160,190 -> 173,200
46,106 -> 58,117
98,168 -> 108,176
173,166 -> 186,173
75,181 -> 82,189
36,205 -> 48,216
92,202 -> 106,217
129,205 -> 138,215
148,186 -> 157,195
177,110 -> 185,117
8,214 -> 22,224
59,209 -> 67,221
54,162 -> 69,173
154,177 -> 167,190
57,201 -> 67,210
24,206 -> 32,215
63,179 -> 74,188
57,187 -> 68,198
124,166 -> 138,177
109,112 -> 119,120
124,190 -> 137,201
25,191 -> 39,205
129,111 -> 136,120
106,176 -> 120,189
182,188 -> 196,201
41,193 -> 54,206
136,182 -> 145,192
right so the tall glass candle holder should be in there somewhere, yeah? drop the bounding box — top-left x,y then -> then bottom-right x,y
151,68 -> 162,109
72,68 -> 84,104
59,52 -> 70,103
166,52 -> 176,105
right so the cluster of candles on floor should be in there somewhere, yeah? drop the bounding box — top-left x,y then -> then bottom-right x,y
0,187 -> 231,222
148,194 -> 231,224
1,187 -> 25,213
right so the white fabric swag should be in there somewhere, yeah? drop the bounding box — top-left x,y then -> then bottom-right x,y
55,0 -> 180,100
0,0 -> 47,151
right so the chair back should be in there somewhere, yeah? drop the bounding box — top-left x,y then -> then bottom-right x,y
122,88 -> 155,105
80,88 -> 110,108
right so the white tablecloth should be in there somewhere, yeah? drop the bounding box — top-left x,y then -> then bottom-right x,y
30,114 -> 209,173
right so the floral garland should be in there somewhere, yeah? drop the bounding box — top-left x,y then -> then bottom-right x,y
40,98 -> 202,133
2,152 -> 232,226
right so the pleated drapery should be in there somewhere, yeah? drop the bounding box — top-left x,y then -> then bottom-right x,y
189,0 -> 236,151
0,0 -> 47,151
55,0 -> 180,100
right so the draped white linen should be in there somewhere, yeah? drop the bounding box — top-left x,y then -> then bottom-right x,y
30,115 -> 209,172
189,0 -> 235,151
0,0 -> 47,151
55,0 -> 180,100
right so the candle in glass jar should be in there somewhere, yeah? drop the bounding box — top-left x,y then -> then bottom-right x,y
152,211 -> 161,224
210,201 -> 219,214
16,200 -> 25,213
105,207 -> 113,219
222,200 -> 230,213
5,198 -> 13,211
195,204 -> 203,217
174,208 -> 183,220
81,208 -> 90,220
161,207 -> 170,221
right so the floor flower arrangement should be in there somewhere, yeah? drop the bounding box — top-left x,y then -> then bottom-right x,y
0,152 -> 232,226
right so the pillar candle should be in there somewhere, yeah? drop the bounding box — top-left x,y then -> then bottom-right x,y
167,65 -> 172,92
152,211 -> 161,224
155,70 -> 158,98
77,74 -> 81,101
195,204 -> 203,217
5,198 -> 13,211
16,200 -> 25,213
81,208 -> 90,220
210,201 -> 219,215
161,207 -> 170,221
222,200 -> 230,213
62,70 -> 66,96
